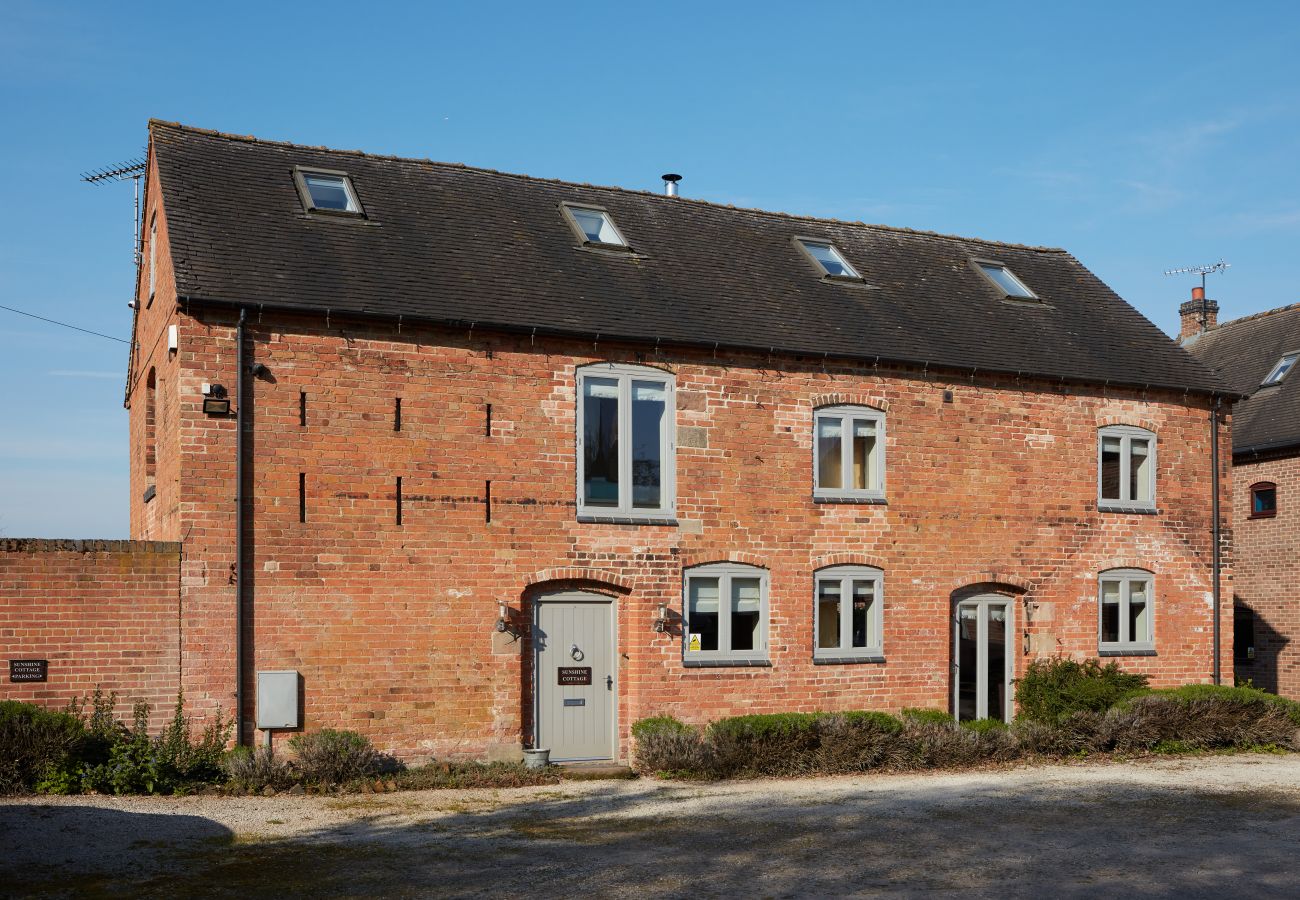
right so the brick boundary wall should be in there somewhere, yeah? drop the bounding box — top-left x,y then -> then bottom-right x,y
1,539 -> 182,727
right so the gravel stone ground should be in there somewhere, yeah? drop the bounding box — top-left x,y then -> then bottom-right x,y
3,754 -> 1299,898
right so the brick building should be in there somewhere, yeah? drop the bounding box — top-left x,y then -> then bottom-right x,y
4,121 -> 1235,763
1183,296 -> 1300,698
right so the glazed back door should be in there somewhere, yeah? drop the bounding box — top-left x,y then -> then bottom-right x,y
953,596 -> 1012,722
535,594 -> 614,761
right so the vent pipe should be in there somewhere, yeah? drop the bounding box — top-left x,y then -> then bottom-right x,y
662,173 -> 682,197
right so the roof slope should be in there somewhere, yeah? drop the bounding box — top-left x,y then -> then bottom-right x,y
150,121 -> 1226,394
1186,303 -> 1300,454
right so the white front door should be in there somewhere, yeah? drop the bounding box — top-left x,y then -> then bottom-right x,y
953,595 -> 1013,721
535,593 -> 615,761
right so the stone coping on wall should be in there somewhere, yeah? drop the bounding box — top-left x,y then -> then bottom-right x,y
0,538 -> 181,554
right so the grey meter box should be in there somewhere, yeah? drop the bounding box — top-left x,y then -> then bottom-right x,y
256,670 -> 300,729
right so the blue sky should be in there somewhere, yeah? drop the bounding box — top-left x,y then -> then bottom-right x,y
2,1 -> 1299,537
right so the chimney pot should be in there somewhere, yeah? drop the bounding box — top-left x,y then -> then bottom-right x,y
661,173 -> 682,198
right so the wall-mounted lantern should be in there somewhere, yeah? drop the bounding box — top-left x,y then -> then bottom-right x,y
653,601 -> 669,633
496,600 -> 510,633
202,382 -> 230,416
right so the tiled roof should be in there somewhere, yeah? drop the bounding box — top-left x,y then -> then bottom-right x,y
1185,303 -> 1300,454
149,120 -> 1227,395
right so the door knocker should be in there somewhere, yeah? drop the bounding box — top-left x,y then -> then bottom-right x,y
570,643 -> 585,662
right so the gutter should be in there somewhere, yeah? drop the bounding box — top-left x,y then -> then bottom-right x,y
1211,395 -> 1222,686
235,308 -> 247,745
176,294 -> 1244,402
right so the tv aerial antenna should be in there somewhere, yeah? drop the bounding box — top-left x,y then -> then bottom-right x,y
81,157 -> 147,269
1163,259 -> 1230,292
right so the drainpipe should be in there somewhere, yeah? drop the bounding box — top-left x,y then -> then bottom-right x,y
235,308 -> 247,744
1211,394 -> 1222,685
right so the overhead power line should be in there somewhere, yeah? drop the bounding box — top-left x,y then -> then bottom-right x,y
0,303 -> 129,344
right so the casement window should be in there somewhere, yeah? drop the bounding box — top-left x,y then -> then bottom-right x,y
1099,569 -> 1155,654
683,563 -> 769,665
975,261 -> 1037,300
814,566 -> 884,662
796,238 -> 862,281
562,204 -> 628,249
1250,482 -> 1277,519
1261,353 -> 1298,387
293,168 -> 363,214
576,363 -> 674,521
813,405 -> 885,501
1098,425 -> 1156,511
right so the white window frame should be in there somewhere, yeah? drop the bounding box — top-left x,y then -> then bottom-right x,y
795,238 -> 863,282
561,203 -> 629,249
292,166 -> 363,215
813,405 -> 886,501
575,362 -> 675,521
1097,425 -> 1156,511
1261,352 -> 1299,387
813,565 -> 884,662
683,562 -> 770,665
1098,569 -> 1155,654
975,260 -> 1038,300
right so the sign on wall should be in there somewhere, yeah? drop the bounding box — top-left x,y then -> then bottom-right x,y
557,666 -> 592,685
9,659 -> 48,683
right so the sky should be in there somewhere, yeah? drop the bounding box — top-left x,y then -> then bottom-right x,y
2,0 -> 1299,538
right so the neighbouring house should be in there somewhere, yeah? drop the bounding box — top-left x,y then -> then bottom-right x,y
2,121 -> 1236,763
1182,293 -> 1300,699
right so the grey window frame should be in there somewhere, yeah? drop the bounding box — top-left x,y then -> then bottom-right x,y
794,237 -> 864,283
813,404 -> 886,502
973,258 -> 1038,301
682,562 -> 770,666
561,202 -> 630,251
1098,568 -> 1155,655
813,565 -> 885,663
148,215 -> 157,304
1261,351 -> 1299,387
575,362 -> 676,522
1097,425 -> 1156,512
292,166 -> 364,216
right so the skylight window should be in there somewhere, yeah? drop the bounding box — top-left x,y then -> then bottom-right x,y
564,205 -> 627,247
977,262 -> 1037,299
798,240 -> 861,280
294,168 -> 362,214
1262,352 -> 1299,387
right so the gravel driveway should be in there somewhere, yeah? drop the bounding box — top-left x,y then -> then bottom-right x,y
3,754 -> 1299,898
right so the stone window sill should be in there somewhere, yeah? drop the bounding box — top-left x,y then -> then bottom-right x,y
813,654 -> 886,665
1098,648 -> 1157,657
682,658 -> 772,668
577,515 -> 678,526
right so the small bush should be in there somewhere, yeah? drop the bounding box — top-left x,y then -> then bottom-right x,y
394,760 -> 560,790
814,712 -> 903,774
632,716 -> 714,776
289,729 -> 380,784
894,718 -> 1017,769
223,746 -> 293,791
961,718 -> 1008,734
0,701 -> 86,795
1012,711 -> 1104,756
1015,658 -> 1148,723
708,713 -> 825,777
901,707 -> 955,726
1104,690 -> 1299,753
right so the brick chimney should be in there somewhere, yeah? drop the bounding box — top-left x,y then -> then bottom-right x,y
1179,286 -> 1219,342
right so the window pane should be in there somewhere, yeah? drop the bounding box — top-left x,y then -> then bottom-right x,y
583,377 -> 620,507
817,580 -> 842,650
1129,439 -> 1151,502
688,578 -> 719,652
1100,436 -> 1122,500
986,605 -> 1008,722
731,577 -> 761,652
851,579 -> 874,649
852,419 -> 876,490
1254,487 -> 1277,514
631,380 -> 665,509
1128,581 -> 1150,643
979,263 -> 1034,298
570,208 -> 622,244
1101,580 -> 1121,643
303,173 -> 355,211
802,241 -> 857,278
817,418 -> 843,489
957,605 -> 978,721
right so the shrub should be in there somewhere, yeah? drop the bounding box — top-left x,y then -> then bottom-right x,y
900,707 -> 955,726
1015,658 -> 1148,723
1104,689 -> 1299,753
707,713 -> 825,777
289,729 -> 380,784
394,760 -> 561,790
961,717 -> 1008,734
1012,711 -> 1104,756
0,701 -> 86,795
223,746 -> 293,791
894,717 -> 1017,769
631,716 -> 714,776
814,712 -> 903,774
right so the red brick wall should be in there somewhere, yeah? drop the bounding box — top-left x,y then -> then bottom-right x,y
166,307 -> 1231,762
0,540 -> 181,726
1232,453 -> 1300,697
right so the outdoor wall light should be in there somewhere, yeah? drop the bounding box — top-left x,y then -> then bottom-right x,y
202,383 -> 230,416
496,600 -> 511,634
653,602 -> 669,633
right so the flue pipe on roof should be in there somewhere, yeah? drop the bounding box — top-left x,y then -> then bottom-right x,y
662,173 -> 682,197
